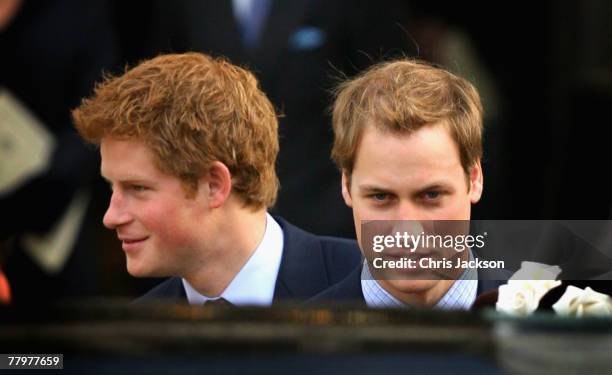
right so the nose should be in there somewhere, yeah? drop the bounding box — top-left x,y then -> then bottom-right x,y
395,200 -> 420,221
392,201 -> 431,242
103,191 -> 131,229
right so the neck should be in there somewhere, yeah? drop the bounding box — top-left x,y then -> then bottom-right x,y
184,200 -> 267,297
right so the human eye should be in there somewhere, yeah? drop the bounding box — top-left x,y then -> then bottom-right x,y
372,193 -> 388,201
420,190 -> 443,205
367,192 -> 392,204
424,191 -> 440,200
130,184 -> 149,193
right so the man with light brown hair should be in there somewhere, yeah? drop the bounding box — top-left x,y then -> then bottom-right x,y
72,52 -> 360,305
313,59 -> 507,308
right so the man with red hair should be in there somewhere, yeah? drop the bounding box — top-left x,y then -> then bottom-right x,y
72,52 -> 360,305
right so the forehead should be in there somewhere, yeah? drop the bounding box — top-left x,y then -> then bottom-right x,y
351,123 -> 463,188
100,138 -> 163,180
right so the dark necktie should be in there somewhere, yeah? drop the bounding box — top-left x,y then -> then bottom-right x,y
204,297 -> 233,306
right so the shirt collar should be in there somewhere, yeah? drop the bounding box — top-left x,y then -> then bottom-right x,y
435,252 -> 478,310
182,213 -> 284,306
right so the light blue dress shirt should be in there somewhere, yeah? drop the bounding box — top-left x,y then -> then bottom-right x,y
182,213 -> 284,306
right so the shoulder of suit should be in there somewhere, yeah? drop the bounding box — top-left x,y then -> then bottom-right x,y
133,277 -> 184,304
306,264 -> 364,305
274,215 -> 358,249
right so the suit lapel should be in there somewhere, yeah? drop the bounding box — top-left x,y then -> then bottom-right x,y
134,276 -> 187,304
333,265 -> 366,301
273,217 -> 329,300
163,277 -> 187,299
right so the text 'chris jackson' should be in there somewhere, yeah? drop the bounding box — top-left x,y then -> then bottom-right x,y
371,257 -> 505,270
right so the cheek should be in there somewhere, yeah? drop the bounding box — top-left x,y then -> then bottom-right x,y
351,201 -> 379,221
141,203 -> 198,248
440,194 -> 472,219
350,205 -> 368,250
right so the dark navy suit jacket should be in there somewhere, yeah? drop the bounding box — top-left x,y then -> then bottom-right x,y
310,262 -> 511,308
136,217 -> 361,303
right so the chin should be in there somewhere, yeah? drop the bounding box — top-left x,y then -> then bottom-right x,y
387,279 -> 440,295
127,262 -> 174,278
126,267 -> 146,278
125,262 -> 154,278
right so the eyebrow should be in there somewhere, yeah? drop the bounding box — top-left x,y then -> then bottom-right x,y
100,172 -> 151,185
358,185 -> 392,193
415,183 -> 453,192
358,181 -> 453,194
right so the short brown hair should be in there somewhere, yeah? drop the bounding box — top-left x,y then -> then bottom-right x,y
72,52 -> 279,209
332,59 -> 483,177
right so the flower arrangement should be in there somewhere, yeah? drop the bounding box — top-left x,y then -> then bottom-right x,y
495,261 -> 612,317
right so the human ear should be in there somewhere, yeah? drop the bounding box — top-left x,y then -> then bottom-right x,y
468,160 -> 483,204
341,171 -> 353,208
204,161 -> 232,208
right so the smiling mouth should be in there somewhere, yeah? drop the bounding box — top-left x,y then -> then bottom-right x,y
122,238 -> 147,244
119,237 -> 149,251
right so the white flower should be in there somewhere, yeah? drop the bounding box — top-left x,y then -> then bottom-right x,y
496,262 -> 562,316
496,280 -> 561,316
552,286 -> 612,317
